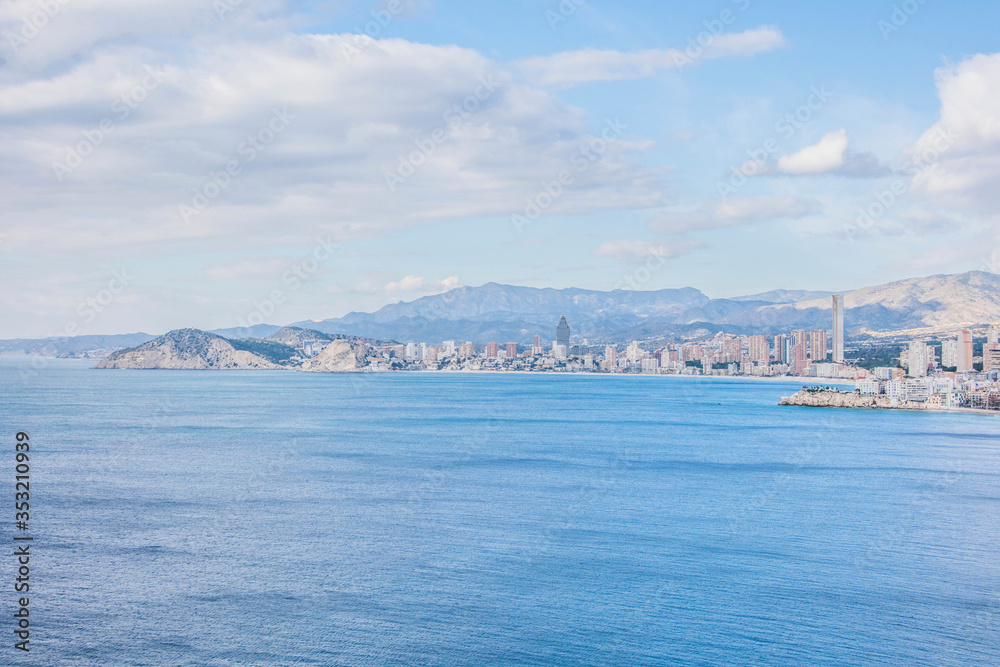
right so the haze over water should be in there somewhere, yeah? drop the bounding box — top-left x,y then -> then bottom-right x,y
3,359 -> 998,666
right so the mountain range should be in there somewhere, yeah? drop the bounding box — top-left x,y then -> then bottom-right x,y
3,271 -> 1000,355
291,271 -> 1000,345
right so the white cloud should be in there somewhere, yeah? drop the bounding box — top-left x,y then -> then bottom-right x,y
515,27 -> 785,89
593,240 -> 703,261
648,196 -> 822,235
909,53 -> 1000,211
440,275 -> 462,290
777,129 -> 849,175
386,275 -> 425,291
0,33 -> 666,259
385,275 -> 461,293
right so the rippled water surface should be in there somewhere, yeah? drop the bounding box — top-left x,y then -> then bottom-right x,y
1,359 -> 998,665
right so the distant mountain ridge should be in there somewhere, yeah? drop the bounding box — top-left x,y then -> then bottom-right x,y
5,271 -> 1000,354
295,271 -> 1000,344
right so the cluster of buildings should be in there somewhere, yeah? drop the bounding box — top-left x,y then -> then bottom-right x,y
357,295 -> 1000,411
854,325 -> 1000,410
367,296 -> 861,380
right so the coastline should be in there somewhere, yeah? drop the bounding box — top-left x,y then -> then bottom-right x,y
779,389 -> 1000,416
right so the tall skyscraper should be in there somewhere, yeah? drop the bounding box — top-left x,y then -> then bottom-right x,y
789,330 -> 808,374
907,341 -> 927,378
810,329 -> 828,361
792,343 -> 807,375
941,339 -> 958,368
485,341 -> 498,358
832,295 -> 845,363
956,329 -> 974,373
773,334 -> 787,364
985,324 -> 1000,372
556,314 -> 570,349
506,342 -> 518,358
748,335 -> 769,363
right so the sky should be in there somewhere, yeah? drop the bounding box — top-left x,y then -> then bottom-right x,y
1,0 -> 999,338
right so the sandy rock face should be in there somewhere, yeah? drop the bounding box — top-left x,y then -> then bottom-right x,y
299,339 -> 369,373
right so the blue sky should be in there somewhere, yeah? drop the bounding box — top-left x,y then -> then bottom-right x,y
1,0 -> 999,337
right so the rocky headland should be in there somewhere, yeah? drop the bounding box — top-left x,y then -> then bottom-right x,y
96,329 -> 285,370
780,388 -> 931,411
95,327 -> 374,372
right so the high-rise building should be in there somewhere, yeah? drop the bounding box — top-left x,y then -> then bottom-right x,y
531,335 -> 543,356
956,329 -> 974,373
984,325 -> 1000,372
983,325 -> 1000,372
790,344 -> 806,375
773,334 -> 787,364
941,339 -> 958,369
485,341 -> 499,358
832,295 -> 845,363
506,342 -> 518,359
443,340 -> 456,356
556,314 -> 570,349
626,341 -> 643,362
907,341 -> 927,378
722,336 -> 740,362
748,335 -> 769,363
792,330 -> 810,372
604,345 -> 618,368
810,329 -> 828,361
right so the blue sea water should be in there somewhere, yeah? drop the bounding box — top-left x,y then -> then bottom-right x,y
0,358 -> 998,666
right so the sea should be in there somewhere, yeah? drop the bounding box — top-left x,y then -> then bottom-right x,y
1,358 -> 998,666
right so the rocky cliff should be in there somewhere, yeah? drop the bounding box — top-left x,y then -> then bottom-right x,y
299,339 -> 370,373
95,329 -> 285,370
779,389 -> 928,411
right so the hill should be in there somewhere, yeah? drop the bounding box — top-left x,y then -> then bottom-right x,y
95,329 -> 289,370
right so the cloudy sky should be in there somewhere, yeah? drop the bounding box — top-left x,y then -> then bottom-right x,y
1,0 -> 999,337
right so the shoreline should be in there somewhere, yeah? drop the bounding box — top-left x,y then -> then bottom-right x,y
779,389 -> 1000,416
1,357 -> 854,385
